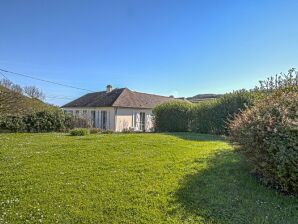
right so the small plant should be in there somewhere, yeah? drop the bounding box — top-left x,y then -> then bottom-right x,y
69,128 -> 90,136
102,130 -> 114,134
122,127 -> 135,133
89,128 -> 102,134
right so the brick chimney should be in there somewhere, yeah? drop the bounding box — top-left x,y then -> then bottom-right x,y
106,85 -> 112,93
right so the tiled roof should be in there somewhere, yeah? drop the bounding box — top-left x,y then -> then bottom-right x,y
62,88 -> 176,109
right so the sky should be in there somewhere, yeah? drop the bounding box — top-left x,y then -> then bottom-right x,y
0,0 -> 297,105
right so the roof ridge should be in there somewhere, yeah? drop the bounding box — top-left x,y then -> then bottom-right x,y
111,88 -> 129,106
130,90 -> 171,98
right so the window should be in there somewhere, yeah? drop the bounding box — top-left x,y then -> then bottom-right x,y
83,110 -> 87,117
101,111 -> 107,130
91,111 -> 96,128
65,110 -> 73,115
75,110 -> 80,116
140,112 -> 145,131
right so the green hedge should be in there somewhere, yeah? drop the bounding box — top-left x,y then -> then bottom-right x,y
191,90 -> 257,134
153,90 -> 256,134
229,90 -> 298,194
153,101 -> 192,132
0,109 -> 90,132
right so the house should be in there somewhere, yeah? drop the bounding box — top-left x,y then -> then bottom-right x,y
61,85 -> 177,132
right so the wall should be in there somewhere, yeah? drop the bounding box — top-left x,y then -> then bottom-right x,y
115,108 -> 154,132
62,107 -> 115,130
62,107 -> 154,132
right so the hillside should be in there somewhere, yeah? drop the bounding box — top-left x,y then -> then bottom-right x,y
187,93 -> 222,103
0,85 -> 54,116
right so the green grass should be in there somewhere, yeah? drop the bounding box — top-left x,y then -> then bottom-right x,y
0,133 -> 297,224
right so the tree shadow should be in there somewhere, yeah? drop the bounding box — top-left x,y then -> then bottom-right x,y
163,132 -> 225,142
171,151 -> 298,224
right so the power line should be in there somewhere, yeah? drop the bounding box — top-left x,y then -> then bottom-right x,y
0,68 -> 95,92
0,71 -> 8,79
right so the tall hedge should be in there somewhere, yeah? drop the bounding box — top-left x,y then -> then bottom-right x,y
229,90 -> 298,194
191,90 -> 257,134
153,101 -> 192,132
153,91 -> 256,134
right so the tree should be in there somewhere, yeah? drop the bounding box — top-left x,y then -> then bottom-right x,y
0,78 -> 13,89
24,86 -> 45,100
0,78 -> 23,94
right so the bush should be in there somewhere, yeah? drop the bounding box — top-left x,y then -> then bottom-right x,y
102,130 -> 114,134
70,128 -> 90,136
0,109 -> 91,133
229,90 -> 298,194
24,110 -> 68,132
153,101 -> 192,132
89,128 -> 102,134
0,115 -> 26,132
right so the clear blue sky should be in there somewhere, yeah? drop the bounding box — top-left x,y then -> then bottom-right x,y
1,0 -> 297,105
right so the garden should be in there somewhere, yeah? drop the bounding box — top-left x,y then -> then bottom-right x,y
0,69 -> 297,223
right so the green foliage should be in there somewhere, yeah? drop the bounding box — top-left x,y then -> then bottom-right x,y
0,109 -> 91,133
0,115 -> 26,132
153,91 -> 256,134
89,128 -> 102,134
102,130 -> 114,134
69,128 -> 90,136
229,91 -> 298,194
191,90 -> 257,134
153,101 -> 192,132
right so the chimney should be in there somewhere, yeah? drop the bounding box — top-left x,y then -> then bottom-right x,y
106,84 -> 112,93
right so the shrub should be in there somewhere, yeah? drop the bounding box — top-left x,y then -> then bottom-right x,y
229,90 -> 298,194
0,115 -> 26,132
102,130 -> 114,134
0,109 -> 91,133
24,110 -> 67,132
153,101 -> 192,132
70,128 -> 90,136
122,127 -> 135,133
89,128 -> 102,134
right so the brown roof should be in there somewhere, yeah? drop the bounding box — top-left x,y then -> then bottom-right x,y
62,88 -> 176,109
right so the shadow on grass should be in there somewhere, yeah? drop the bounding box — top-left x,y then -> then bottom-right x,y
163,132 -> 225,142
172,151 -> 298,224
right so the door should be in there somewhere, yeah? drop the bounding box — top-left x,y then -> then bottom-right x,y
91,111 -> 96,128
101,111 -> 107,130
139,112 -> 145,131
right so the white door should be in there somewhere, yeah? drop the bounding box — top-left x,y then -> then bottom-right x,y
135,112 -> 140,130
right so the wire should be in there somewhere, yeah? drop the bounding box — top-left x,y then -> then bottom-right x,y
45,96 -> 75,100
0,71 -> 8,79
0,68 -> 95,92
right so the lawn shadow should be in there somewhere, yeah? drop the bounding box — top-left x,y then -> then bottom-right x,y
171,151 -> 298,224
163,132 -> 225,142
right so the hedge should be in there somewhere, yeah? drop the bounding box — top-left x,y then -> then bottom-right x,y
153,90 -> 256,134
229,90 -> 298,194
0,109 -> 90,132
153,101 -> 192,132
191,90 -> 257,134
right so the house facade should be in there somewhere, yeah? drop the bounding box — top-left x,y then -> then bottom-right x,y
61,85 -> 176,132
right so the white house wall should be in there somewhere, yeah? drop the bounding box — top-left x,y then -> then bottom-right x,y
62,107 -> 115,130
62,107 -> 154,132
115,108 -> 154,132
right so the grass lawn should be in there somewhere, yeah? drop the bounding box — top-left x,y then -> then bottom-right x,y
0,133 -> 297,224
